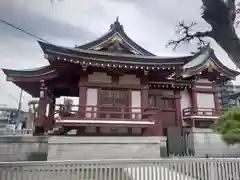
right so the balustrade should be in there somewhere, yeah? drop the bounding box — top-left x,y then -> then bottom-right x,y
54,104 -> 155,122
1,158 -> 240,180
183,108 -> 220,117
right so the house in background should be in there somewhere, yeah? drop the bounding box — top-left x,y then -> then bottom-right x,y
230,91 -> 240,107
217,81 -> 236,108
0,106 -> 26,134
217,81 -> 240,108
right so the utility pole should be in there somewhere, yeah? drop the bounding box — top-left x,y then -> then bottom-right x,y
17,89 -> 23,111
15,89 -> 23,130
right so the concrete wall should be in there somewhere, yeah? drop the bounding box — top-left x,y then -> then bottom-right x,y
0,136 -> 48,162
47,136 -> 166,160
184,128 -> 240,157
1,131 -> 239,160
0,136 -> 166,161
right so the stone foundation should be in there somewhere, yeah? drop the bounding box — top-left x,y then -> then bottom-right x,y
0,136 -> 48,162
0,136 -> 166,161
184,128 -> 240,157
47,136 -> 166,160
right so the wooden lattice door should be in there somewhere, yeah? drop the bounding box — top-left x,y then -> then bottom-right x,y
149,95 -> 177,128
99,90 -> 129,119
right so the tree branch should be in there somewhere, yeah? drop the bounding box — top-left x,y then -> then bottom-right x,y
166,21 -> 212,50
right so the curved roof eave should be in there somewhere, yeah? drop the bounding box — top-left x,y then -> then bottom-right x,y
210,53 -> 240,76
2,65 -> 55,77
39,41 -> 192,65
183,46 -> 212,70
181,46 -> 240,78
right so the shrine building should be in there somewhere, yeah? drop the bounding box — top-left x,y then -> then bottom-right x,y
2,19 -> 239,136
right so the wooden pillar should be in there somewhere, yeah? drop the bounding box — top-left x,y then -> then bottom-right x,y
213,84 -> 220,115
78,73 -> 88,118
141,89 -> 148,109
46,96 -> 55,130
174,90 -> 182,127
191,85 -> 198,114
34,80 -> 47,135
141,71 -> 149,109
190,84 -> 198,127
143,109 -> 163,136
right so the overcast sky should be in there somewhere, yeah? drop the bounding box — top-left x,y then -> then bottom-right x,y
0,0 -> 239,110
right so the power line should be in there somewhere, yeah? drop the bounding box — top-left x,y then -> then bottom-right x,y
0,19 -> 49,43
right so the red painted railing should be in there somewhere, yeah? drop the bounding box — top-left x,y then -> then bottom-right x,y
54,104 -> 156,122
182,108 -> 220,117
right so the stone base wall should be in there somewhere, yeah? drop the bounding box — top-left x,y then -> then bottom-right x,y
184,128 -> 240,157
0,136 -> 48,162
48,136 -> 166,160
0,136 -> 166,161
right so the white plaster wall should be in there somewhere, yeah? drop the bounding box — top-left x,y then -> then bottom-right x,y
88,72 -> 111,83
86,88 -> 98,118
196,79 -> 211,83
180,89 -> 191,117
196,93 -> 214,108
195,85 -> 212,89
131,91 -> 141,119
119,75 -> 140,85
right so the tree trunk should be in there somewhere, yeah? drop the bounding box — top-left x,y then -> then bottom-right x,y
211,24 -> 240,68
200,0 -> 240,68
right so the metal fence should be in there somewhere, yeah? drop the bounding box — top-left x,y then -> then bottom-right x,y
1,158 -> 240,180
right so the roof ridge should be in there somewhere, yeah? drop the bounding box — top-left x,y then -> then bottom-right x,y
109,16 -> 124,31
75,18 -> 155,56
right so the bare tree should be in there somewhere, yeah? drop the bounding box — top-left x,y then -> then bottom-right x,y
167,0 -> 240,68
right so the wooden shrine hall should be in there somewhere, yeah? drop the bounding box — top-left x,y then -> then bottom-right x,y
2,19 -> 239,136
